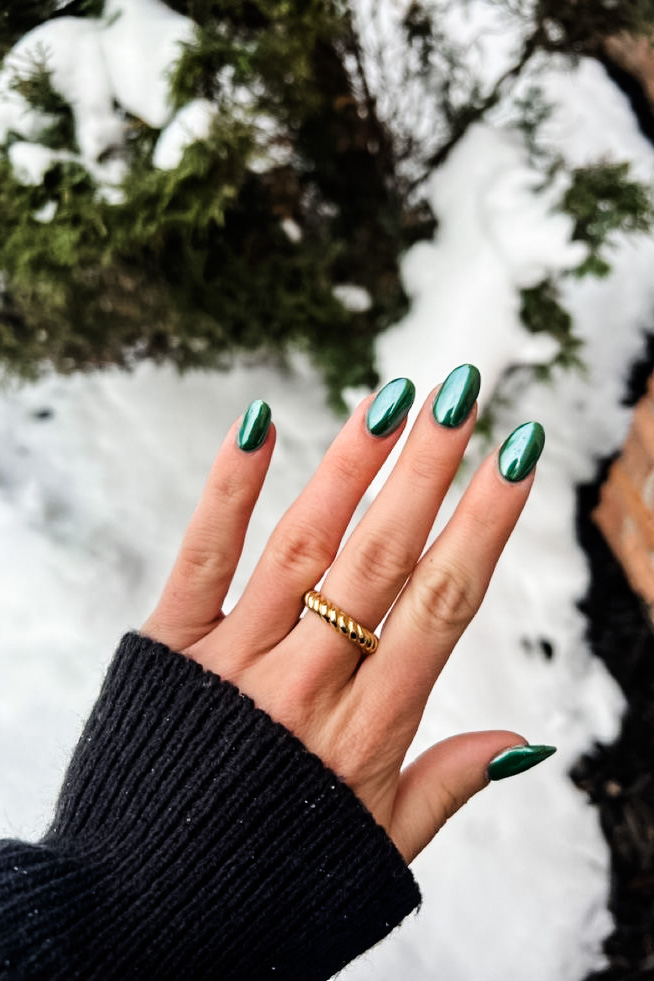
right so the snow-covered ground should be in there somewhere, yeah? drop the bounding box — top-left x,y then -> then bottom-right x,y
2,3 -> 654,980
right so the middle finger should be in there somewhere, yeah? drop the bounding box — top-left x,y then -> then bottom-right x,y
296,364 -> 481,672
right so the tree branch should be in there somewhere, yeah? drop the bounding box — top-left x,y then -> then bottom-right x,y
406,28 -> 543,194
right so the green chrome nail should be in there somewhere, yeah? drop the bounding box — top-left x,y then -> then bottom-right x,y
237,399 -> 271,452
366,378 -> 415,438
488,744 -> 557,781
498,421 -> 545,482
433,363 -> 481,428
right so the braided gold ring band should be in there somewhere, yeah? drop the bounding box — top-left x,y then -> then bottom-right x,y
303,589 -> 379,655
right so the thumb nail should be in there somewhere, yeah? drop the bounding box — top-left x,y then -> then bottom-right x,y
488,744 -> 557,781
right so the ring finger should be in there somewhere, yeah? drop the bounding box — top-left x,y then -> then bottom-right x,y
358,421 -> 545,731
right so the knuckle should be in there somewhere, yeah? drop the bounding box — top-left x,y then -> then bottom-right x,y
328,447 -> 368,488
207,465 -> 252,512
268,520 -> 336,578
403,449 -> 448,491
328,725 -> 386,787
176,540 -> 231,583
434,779 -> 465,825
348,529 -> 416,592
411,560 -> 478,633
466,506 -> 498,539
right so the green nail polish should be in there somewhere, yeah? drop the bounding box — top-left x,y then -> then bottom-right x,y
498,421 -> 545,482
433,363 -> 481,428
488,744 -> 557,781
366,378 -> 415,437
237,399 -> 271,452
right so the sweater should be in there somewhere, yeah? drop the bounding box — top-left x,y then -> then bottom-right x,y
0,632 -> 421,979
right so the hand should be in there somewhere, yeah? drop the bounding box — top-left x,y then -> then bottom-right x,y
142,369 -> 550,863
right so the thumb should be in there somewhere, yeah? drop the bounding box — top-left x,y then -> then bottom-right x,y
390,731 -> 556,863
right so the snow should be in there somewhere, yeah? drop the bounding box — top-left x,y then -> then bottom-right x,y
349,0 -> 527,184
0,17 -> 123,163
100,0 -> 196,129
0,0 -> 288,192
387,124 -> 586,411
7,139 -> 127,202
0,0 -> 196,185
280,217 -> 302,243
32,200 -> 58,224
153,99 -> 216,170
2,4 -> 654,981
7,141 -> 76,185
0,358 -> 338,838
332,284 -> 373,313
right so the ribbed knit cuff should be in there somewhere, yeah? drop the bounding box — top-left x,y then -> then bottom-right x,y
1,633 -> 420,980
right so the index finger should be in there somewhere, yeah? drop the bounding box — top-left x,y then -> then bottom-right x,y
221,379 -> 416,659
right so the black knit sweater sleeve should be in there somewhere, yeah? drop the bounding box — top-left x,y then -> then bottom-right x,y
0,632 -> 420,980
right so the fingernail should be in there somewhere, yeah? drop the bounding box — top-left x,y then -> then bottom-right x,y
488,744 -> 557,781
433,363 -> 481,428
237,399 -> 271,452
366,378 -> 415,437
498,421 -> 545,482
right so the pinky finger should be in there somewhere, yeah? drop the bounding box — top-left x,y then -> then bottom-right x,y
390,732 -> 556,864
142,400 -> 275,651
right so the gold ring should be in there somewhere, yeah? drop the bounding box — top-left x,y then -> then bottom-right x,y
303,589 -> 379,655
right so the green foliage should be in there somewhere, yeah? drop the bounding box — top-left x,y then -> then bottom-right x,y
515,165 -> 654,385
168,28 -> 245,109
0,0 -> 406,406
512,86 -> 556,165
2,0 -> 654,411
519,280 -> 585,380
168,0 -> 346,122
0,121 -> 382,407
8,50 -> 77,150
562,162 -> 654,277
475,277 -> 586,440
